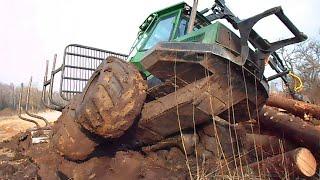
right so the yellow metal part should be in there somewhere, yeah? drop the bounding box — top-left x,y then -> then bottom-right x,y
288,71 -> 303,92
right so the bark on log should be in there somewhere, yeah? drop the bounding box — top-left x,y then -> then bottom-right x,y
247,147 -> 317,178
245,133 -> 295,161
267,93 -> 320,119
51,108 -> 97,161
259,106 -> 320,154
142,134 -> 198,155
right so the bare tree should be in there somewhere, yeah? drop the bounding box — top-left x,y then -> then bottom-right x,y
278,39 -> 320,104
0,82 -> 46,112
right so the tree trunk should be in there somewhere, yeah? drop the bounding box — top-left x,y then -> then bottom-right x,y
51,97 -> 98,161
259,106 -> 320,154
267,93 -> 320,119
246,147 -> 317,178
244,133 -> 295,161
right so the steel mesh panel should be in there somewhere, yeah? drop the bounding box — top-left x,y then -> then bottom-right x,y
60,44 -> 128,101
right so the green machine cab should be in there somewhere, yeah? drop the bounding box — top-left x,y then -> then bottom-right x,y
129,2 -> 231,77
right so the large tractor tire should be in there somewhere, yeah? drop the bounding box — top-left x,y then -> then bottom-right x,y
75,57 -> 147,138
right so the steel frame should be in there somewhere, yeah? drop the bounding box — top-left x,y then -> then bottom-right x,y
42,44 -> 128,111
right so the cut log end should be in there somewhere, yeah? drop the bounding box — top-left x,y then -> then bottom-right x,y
296,148 -> 317,177
247,147 -> 317,178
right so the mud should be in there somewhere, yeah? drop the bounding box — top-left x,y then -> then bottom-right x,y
2,114 -> 315,179
0,132 -> 190,180
0,148 -> 38,179
51,107 -> 98,161
0,118 -> 264,180
76,57 -> 147,139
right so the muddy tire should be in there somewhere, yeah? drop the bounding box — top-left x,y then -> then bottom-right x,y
51,96 -> 98,161
75,57 -> 147,138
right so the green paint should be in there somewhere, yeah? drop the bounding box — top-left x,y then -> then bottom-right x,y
128,2 -> 235,77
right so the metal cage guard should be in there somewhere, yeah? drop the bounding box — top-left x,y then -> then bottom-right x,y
59,44 -> 128,101
42,44 -> 128,111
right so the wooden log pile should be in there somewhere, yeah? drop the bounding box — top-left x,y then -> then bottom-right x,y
267,93 -> 320,119
141,93 -> 320,179
236,93 -> 320,179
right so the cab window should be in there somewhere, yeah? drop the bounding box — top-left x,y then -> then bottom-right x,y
177,18 -> 188,37
143,15 -> 176,50
176,11 -> 210,38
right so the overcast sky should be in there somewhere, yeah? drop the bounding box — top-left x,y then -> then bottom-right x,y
0,0 -> 319,88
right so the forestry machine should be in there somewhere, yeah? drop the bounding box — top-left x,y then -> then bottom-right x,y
20,0 -> 307,159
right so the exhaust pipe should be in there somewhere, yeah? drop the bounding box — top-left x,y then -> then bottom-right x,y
187,0 -> 199,33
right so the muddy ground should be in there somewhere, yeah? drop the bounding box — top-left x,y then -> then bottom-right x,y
0,131 -> 219,179
1,111 -> 317,179
0,111 -> 61,142
0,112 -> 250,180
0,112 -> 199,180
0,131 -> 195,180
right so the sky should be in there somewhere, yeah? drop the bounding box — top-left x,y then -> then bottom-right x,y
0,0 -> 319,88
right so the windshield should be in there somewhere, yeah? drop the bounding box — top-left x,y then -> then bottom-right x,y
142,15 -> 176,50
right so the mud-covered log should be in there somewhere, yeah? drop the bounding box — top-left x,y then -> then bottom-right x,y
247,147 -> 317,178
76,57 -> 147,138
238,121 -> 261,134
245,134 -> 295,161
267,93 -> 320,119
200,116 -> 247,167
51,107 -> 97,161
259,106 -> 320,154
142,134 -> 199,155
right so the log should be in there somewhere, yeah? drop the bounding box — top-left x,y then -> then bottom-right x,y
259,106 -> 320,154
142,134 -> 199,155
51,97 -> 98,161
245,134 -> 295,161
266,93 -> 320,119
51,108 -> 97,161
247,147 -> 317,178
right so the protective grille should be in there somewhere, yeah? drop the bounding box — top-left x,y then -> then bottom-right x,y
60,44 -> 128,101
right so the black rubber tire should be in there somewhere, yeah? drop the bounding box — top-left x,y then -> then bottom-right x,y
75,56 -> 147,138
